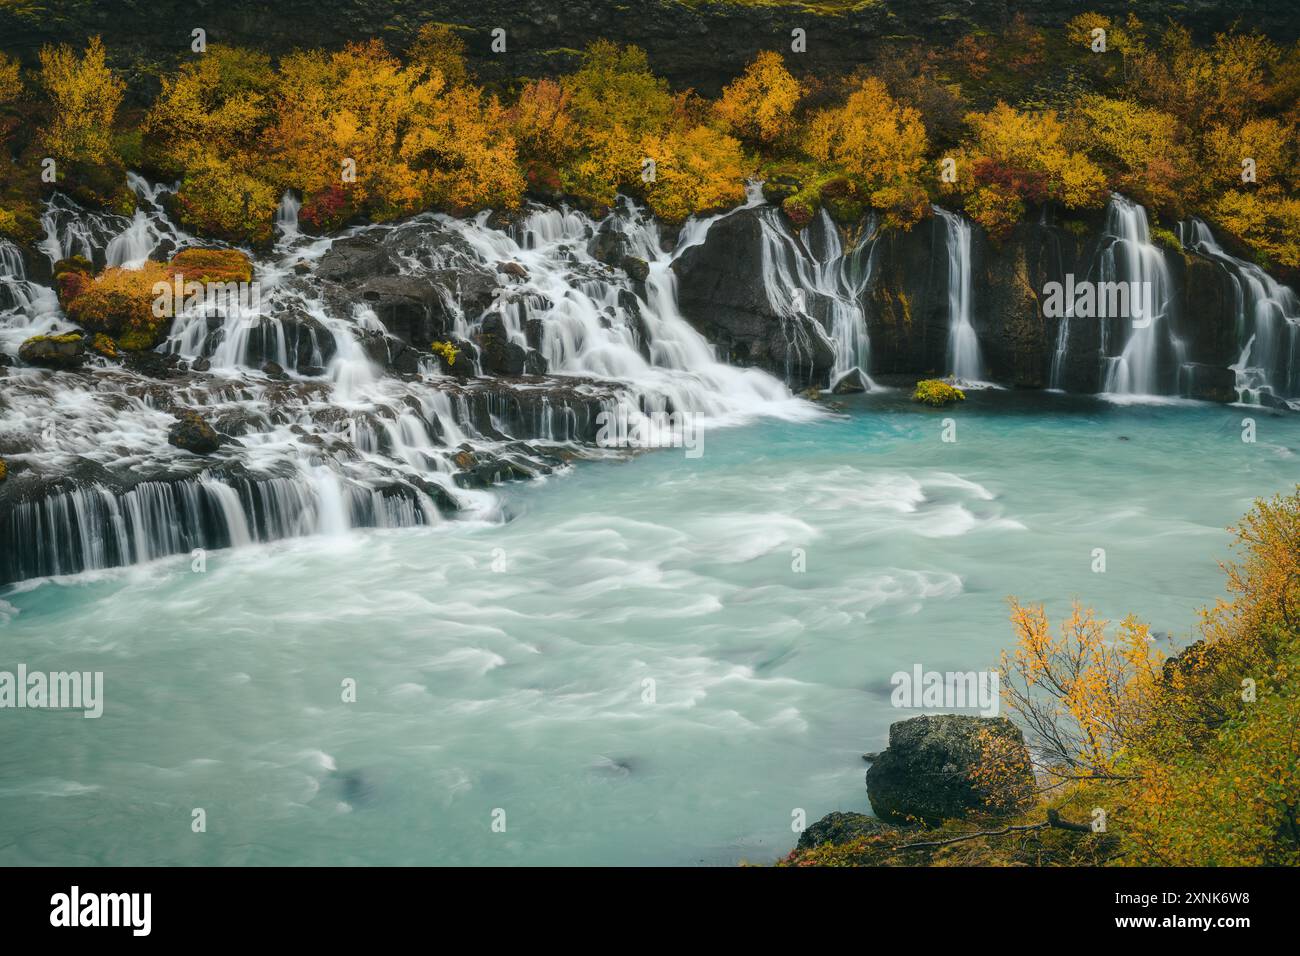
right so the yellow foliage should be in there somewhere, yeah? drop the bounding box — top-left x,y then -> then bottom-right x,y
272,41 -> 522,219
408,23 -> 469,89
640,124 -> 746,224
37,36 -> 124,165
958,103 -> 1107,237
804,77 -> 929,228
1069,95 -> 1195,213
1202,118 -> 1292,191
911,379 -> 965,406
1208,190 -> 1300,269
715,51 -> 804,148
0,52 -> 22,108
143,45 -> 274,172
1065,13 -> 1109,49
510,78 -> 578,168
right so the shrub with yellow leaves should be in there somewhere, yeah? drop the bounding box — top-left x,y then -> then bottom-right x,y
714,51 -> 804,149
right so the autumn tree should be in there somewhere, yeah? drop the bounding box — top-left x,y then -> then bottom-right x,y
559,41 -> 674,210
715,51 -> 803,149
803,76 -> 930,228
640,123 -> 745,223
37,36 -> 124,165
408,23 -> 469,89
1067,95 -> 1195,215
957,103 -> 1107,237
143,45 -> 275,174
0,52 -> 21,109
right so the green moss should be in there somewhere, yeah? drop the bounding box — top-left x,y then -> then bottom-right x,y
0,457 -> 6,482
1149,225 -> 1183,254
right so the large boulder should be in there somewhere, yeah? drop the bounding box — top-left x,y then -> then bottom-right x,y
672,207 -> 835,387
353,275 -> 452,347
865,714 -> 1034,826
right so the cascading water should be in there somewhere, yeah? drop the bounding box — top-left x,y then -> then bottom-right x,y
1098,194 -> 1179,396
752,201 -> 877,391
0,177 -> 816,585
275,190 -> 301,240
1179,218 -> 1300,405
932,206 -> 982,383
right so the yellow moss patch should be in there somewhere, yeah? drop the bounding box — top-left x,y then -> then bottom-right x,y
430,340 -> 460,366
912,379 -> 966,407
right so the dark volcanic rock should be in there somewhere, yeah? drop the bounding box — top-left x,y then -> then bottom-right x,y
865,714 -> 1033,826
474,313 -> 527,376
797,811 -> 890,850
168,412 -> 221,454
672,207 -> 835,387
354,275 -> 452,347
315,236 -> 397,283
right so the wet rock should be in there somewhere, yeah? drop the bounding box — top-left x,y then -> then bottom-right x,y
168,411 -> 221,454
496,260 -> 529,280
354,275 -> 452,347
18,333 -> 86,369
832,369 -> 869,394
191,356 -> 211,372
262,361 -> 287,379
247,307 -> 337,374
672,207 -> 835,387
124,349 -> 183,379
474,314 -> 527,376
865,714 -> 1034,826
315,236 -> 397,283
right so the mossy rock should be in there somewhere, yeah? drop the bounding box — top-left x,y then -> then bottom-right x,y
18,332 -> 87,369
168,248 -> 254,284
167,411 -> 221,455
64,261 -> 174,351
0,457 -> 6,482
55,159 -> 137,218
781,195 -> 816,230
820,177 -> 866,226
761,174 -> 802,205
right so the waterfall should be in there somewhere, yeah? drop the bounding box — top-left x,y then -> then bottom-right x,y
275,191 -> 301,239
1179,218 -> 1300,404
751,201 -> 876,390
933,206 -> 982,383
1098,194 -> 1178,396
0,177 -> 816,585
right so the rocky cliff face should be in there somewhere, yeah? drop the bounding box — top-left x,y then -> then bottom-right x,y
3,1 -> 1295,97
672,196 -> 1297,404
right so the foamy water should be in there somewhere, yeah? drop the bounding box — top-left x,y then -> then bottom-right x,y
2,390 -> 1295,865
